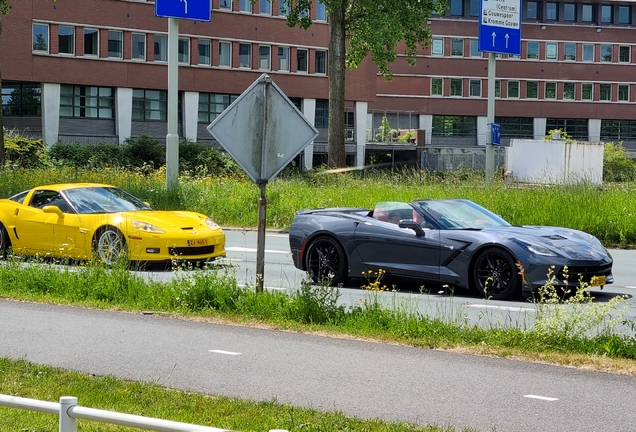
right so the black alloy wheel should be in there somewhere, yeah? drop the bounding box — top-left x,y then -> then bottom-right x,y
473,248 -> 521,300
305,236 -> 348,285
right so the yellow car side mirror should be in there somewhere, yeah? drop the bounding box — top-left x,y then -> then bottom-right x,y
43,205 -> 65,218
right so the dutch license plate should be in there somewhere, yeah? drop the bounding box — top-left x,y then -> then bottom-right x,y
187,239 -> 208,247
590,275 -> 606,286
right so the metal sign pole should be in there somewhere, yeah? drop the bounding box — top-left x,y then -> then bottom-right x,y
485,52 -> 496,187
166,17 -> 179,191
255,78 -> 271,293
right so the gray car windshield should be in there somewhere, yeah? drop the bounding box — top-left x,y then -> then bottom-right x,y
414,199 -> 511,230
64,187 -> 152,214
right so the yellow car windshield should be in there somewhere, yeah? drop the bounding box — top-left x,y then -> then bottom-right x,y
64,187 -> 152,214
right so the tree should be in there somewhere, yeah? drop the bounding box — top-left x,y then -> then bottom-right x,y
281,0 -> 447,168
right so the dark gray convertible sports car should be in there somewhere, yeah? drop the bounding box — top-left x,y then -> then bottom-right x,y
289,199 -> 613,299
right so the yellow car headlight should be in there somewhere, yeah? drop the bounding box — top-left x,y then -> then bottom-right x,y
205,217 -> 220,230
132,220 -> 166,234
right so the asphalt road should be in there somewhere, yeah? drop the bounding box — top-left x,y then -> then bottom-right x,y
2,299 -> 636,432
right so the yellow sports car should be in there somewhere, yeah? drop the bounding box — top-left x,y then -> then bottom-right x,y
0,183 -> 226,264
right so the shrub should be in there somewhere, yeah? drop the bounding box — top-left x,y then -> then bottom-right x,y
4,136 -> 47,168
603,142 -> 636,182
49,142 -> 123,168
122,134 -> 165,168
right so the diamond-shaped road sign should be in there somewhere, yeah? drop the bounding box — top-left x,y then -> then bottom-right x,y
207,74 -> 319,183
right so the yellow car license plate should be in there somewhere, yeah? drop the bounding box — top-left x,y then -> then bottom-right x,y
590,275 -> 606,286
187,239 -> 208,247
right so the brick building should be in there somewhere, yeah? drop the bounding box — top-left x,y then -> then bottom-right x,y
3,0 -> 636,169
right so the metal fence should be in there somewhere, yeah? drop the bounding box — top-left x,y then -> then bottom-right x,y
0,394 -> 286,432
421,146 -> 506,172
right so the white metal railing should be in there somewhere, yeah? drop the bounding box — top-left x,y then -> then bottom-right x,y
0,394 -> 285,432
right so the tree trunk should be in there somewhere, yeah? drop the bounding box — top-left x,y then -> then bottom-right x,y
327,1 -> 346,168
0,16 -> 4,168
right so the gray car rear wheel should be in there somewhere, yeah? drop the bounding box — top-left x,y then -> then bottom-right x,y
305,236 -> 348,285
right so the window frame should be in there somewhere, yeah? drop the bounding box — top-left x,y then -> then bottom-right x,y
83,28 -> 99,57
240,0 -> 252,12
469,79 -> 481,97
582,4 -> 594,22
599,83 -> 612,101
451,38 -> 463,57
315,50 -> 327,75
259,45 -> 271,71
178,37 -> 190,64
431,77 -> 443,96
507,81 -> 520,98
219,41 -> 231,67
563,82 -> 575,100
219,0 -> 231,9
431,38 -> 444,56
618,84 -> 629,101
546,2 -> 557,20
59,85 -> 114,119
260,0 -> 272,14
198,39 -> 211,66
546,43 -> 558,60
131,33 -> 146,61
154,34 -> 167,62
527,41 -> 539,59
601,45 -> 613,63
602,5 -> 612,23
545,82 -> 557,99
526,81 -> 538,99
619,46 -> 630,63
198,92 -> 238,123
582,44 -> 594,62
316,0 -> 327,21
526,1 -> 538,20
107,30 -> 123,59
563,43 -> 576,61
296,48 -> 308,73
58,25 -> 75,55
32,23 -> 49,53
278,46 -> 290,71
450,78 -> 463,97
581,83 -> 593,101
619,6 -> 631,24
563,3 -> 576,21
132,89 -> 168,121
2,81 -> 42,117
239,43 -> 252,69
470,39 -> 481,57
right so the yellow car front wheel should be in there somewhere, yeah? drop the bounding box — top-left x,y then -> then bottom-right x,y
93,226 -> 127,265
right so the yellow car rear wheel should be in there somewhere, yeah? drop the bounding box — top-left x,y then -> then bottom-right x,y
0,223 -> 10,259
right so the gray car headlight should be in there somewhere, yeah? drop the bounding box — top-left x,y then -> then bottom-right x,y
132,220 -> 166,234
512,239 -> 560,257
205,217 -> 220,230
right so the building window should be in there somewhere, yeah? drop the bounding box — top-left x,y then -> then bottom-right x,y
450,78 -> 462,96
619,6 -> 630,24
219,0 -> 231,9
601,120 -> 636,140
582,4 -> 594,22
470,40 -> 480,57
278,1 -> 287,16
260,0 -> 271,14
297,48 -> 308,73
545,82 -> 556,99
2,81 -> 42,116
527,41 -> 539,59
494,117 -> 533,138
154,35 -> 167,62
278,46 -> 290,71
563,83 -> 575,100
178,38 -> 190,63
451,38 -> 463,56
599,84 -> 612,101
508,81 -> 519,98
60,85 -> 114,118
315,100 -> 329,127
32,24 -> 49,52
495,80 -> 501,97
259,45 -> 271,70
432,38 -> 444,55
546,2 -> 557,20
132,33 -> 146,61
239,43 -> 251,68
564,43 -> 576,61
526,1 -> 538,19
431,78 -> 443,96
316,1 -> 327,20
601,45 -> 613,62
315,50 -> 327,74
450,0 -> 463,16
602,5 -> 612,23
526,81 -> 538,99
619,46 -> 630,63
133,89 -> 167,121
58,26 -> 74,55
469,79 -> 481,97
432,116 -> 477,137
582,83 -> 593,100
618,84 -> 629,101
198,39 -> 211,66
219,41 -> 231,67
469,0 -> 480,16
198,93 -> 238,123
563,3 -> 576,21
108,30 -> 123,59
240,0 -> 252,12
546,118 -> 588,140
546,43 -> 557,60
582,44 -> 594,62
84,28 -> 98,56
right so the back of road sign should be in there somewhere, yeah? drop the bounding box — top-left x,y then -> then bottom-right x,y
479,0 -> 521,55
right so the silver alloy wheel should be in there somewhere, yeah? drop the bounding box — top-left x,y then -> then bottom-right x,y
96,228 -> 125,264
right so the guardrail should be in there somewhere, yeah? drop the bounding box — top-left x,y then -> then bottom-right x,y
0,394 -> 286,432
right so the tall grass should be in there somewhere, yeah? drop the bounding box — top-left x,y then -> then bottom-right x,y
1,167 -> 635,246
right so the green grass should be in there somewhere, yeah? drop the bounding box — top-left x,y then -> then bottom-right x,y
0,358 -> 466,432
1,167 -> 635,247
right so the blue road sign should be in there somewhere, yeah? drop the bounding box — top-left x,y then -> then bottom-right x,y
491,123 -> 501,145
155,0 -> 211,22
479,0 -> 521,55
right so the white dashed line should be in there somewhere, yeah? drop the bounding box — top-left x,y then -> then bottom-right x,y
625,286 -> 636,289
468,304 -> 536,313
209,350 -> 242,356
524,395 -> 559,401
226,247 -> 290,254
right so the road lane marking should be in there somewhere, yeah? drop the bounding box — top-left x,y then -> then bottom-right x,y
238,284 -> 286,291
468,304 -> 536,313
209,350 -> 241,356
523,395 -> 559,401
626,286 -> 636,289
226,247 -> 290,254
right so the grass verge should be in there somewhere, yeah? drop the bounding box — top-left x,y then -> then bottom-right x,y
0,358 -> 466,432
